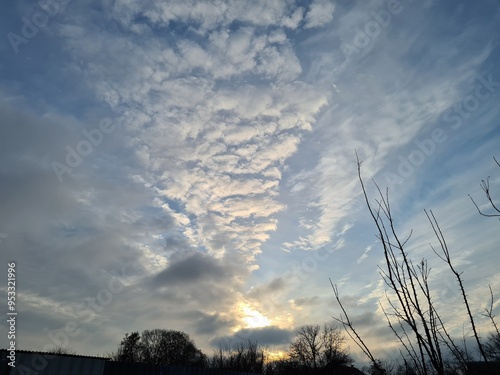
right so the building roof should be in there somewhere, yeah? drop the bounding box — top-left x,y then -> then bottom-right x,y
1,349 -> 262,375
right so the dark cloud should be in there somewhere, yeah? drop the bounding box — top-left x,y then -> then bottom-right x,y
151,251 -> 228,287
350,311 -> 378,328
163,233 -> 190,253
268,277 -> 286,291
292,296 -> 320,307
211,326 -> 293,347
194,312 -> 237,335
247,276 -> 288,300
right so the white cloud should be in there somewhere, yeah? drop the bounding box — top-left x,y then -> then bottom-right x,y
304,0 -> 336,29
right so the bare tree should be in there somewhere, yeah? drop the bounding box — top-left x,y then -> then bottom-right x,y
483,286 -> 500,361
289,324 -> 322,370
210,340 -> 265,373
332,282 -> 386,375
363,359 -> 396,375
320,321 -> 353,368
288,322 -> 353,371
111,329 -> 206,367
470,157 -> 500,362
110,331 -> 141,362
333,154 -> 499,375
469,157 -> 500,219
484,333 -> 500,362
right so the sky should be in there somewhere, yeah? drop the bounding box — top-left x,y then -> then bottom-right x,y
1,0 -> 500,364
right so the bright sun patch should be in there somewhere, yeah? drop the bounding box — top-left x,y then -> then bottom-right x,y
265,349 -> 287,362
241,305 -> 271,328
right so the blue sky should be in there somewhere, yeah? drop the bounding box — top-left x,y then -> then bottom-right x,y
1,0 -> 499,363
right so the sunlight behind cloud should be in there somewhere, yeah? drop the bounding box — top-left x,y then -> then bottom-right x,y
241,304 -> 271,329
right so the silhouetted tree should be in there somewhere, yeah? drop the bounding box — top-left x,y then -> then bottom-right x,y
115,331 -> 141,363
320,322 -> 354,368
288,322 -> 353,373
289,324 -> 322,370
210,340 -> 265,373
484,333 -> 500,361
469,156 -> 500,220
112,329 -> 206,367
473,158 -> 500,362
363,359 -> 395,375
264,358 -> 303,375
482,286 -> 500,362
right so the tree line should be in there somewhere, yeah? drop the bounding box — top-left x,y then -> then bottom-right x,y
108,322 -> 357,374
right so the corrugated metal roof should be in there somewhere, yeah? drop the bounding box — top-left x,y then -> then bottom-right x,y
0,349 -> 109,360
0,350 -> 262,375
2,351 -> 107,375
104,361 -> 165,375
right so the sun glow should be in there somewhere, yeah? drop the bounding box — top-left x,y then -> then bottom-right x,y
241,305 -> 271,328
265,349 -> 287,362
